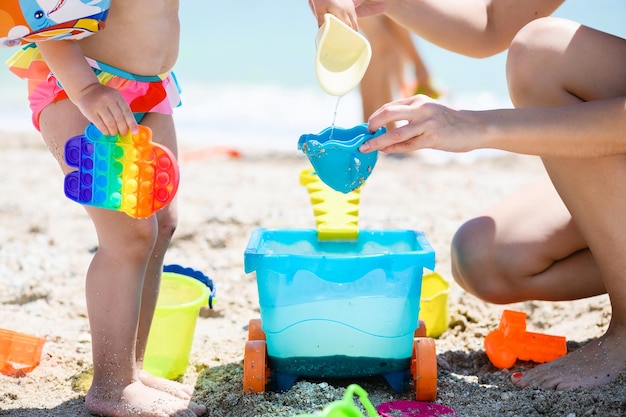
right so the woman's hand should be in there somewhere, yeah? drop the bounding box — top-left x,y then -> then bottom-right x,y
308,0 -> 359,29
360,94 -> 486,154
307,1 -> 390,29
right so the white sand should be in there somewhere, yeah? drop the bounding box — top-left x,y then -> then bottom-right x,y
0,130 -> 623,417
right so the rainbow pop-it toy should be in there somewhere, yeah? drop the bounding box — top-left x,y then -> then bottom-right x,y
64,124 -> 179,218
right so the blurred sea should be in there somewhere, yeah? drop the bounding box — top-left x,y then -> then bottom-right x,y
0,0 -> 624,157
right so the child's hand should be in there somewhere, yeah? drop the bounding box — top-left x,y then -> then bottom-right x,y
74,83 -> 138,136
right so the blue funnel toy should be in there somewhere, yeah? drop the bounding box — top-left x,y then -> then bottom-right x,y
298,124 -> 385,193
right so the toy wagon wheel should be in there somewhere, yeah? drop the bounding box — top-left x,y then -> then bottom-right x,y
411,337 -> 437,401
414,319 -> 428,338
243,340 -> 269,394
248,318 -> 266,341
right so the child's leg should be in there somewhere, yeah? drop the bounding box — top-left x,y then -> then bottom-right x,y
38,101 -> 204,416
452,17 -> 626,389
127,113 -> 196,399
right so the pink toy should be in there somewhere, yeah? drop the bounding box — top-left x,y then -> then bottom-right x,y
377,400 -> 456,417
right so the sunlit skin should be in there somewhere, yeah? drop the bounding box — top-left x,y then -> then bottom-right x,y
309,0 -> 626,390
31,1 -> 206,415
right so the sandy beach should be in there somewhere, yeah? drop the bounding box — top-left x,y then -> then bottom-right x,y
0,129 -> 624,417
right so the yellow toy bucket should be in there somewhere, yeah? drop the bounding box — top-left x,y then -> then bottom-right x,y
144,271 -> 210,379
419,272 -> 450,338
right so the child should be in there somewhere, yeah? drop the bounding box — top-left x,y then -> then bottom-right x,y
7,1 -> 206,416
311,0 -> 626,390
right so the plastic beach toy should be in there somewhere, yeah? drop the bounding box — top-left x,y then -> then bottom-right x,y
315,13 -> 372,96
418,272 -> 450,338
0,328 -> 45,376
377,401 -> 456,417
143,265 -> 214,379
162,264 -> 216,308
64,123 -> 179,218
243,165 -> 439,400
299,168 -> 361,240
0,0 -> 111,48
243,227 -> 438,398
484,310 -> 567,369
293,384 -> 379,417
298,124 -> 385,194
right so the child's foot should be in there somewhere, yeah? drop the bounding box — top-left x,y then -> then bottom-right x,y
139,369 -> 194,399
86,380 -> 206,417
512,324 -> 626,389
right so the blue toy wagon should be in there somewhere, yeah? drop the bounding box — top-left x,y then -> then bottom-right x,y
242,170 -> 439,401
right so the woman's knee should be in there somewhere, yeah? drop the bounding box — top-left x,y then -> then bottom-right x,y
452,217 -> 490,280
451,217 -> 519,304
506,17 -> 576,106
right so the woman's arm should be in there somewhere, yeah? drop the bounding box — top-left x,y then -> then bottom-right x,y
358,0 -> 565,57
360,95 -> 626,158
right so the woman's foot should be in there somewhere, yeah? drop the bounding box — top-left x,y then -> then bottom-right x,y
86,380 -> 206,417
512,325 -> 626,389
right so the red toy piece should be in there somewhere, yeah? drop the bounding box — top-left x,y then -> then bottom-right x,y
484,310 -> 567,369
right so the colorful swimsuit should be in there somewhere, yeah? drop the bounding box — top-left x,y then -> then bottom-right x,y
6,44 -> 182,131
